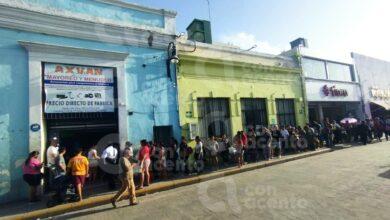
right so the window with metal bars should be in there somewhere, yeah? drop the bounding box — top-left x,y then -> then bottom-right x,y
276,99 -> 296,126
197,98 -> 231,138
241,98 -> 268,131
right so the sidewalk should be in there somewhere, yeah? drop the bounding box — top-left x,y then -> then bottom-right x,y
1,148 -> 333,220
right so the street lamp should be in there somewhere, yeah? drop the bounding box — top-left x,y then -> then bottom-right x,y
167,42 -> 179,80
167,42 -> 179,64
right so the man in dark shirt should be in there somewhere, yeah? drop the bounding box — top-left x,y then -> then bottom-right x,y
359,121 -> 370,145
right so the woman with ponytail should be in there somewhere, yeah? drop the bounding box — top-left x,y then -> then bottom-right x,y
22,151 -> 43,202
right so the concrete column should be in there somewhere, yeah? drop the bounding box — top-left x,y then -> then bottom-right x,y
318,103 -> 324,123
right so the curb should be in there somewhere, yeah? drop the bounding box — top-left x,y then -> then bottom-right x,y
9,148 -> 332,220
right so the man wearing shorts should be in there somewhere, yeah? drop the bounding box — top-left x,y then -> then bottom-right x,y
67,148 -> 89,201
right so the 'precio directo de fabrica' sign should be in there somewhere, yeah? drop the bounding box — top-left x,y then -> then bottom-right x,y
44,63 -> 115,113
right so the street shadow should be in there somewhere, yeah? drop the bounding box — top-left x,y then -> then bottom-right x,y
378,169 -> 390,179
54,206 -> 118,219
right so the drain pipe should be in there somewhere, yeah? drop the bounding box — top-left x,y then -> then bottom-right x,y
296,46 -> 309,124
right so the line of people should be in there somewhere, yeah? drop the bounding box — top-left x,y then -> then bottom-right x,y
22,116 -> 389,205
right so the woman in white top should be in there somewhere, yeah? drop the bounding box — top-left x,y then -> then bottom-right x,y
87,145 -> 100,182
194,136 -> 204,173
208,136 -> 219,170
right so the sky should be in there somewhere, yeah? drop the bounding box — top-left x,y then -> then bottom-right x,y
126,0 -> 390,61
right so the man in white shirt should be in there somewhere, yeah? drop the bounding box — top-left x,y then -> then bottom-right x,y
46,137 -> 59,166
280,126 -> 290,150
101,145 -> 118,165
101,144 -> 119,189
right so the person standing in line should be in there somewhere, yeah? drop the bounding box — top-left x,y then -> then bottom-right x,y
179,136 -> 189,174
233,132 -> 244,168
241,131 -> 248,162
55,147 -> 67,177
156,142 -> 167,179
359,120 -> 370,145
46,137 -> 59,189
385,118 -> 390,141
367,119 -> 374,142
111,148 -> 138,208
262,127 -> 273,160
194,136 -> 204,173
323,123 -> 333,147
54,147 -> 69,202
87,145 -> 100,183
167,137 -> 178,175
247,128 -> 257,162
46,137 -> 59,166
101,144 -> 118,190
208,136 -> 219,170
124,141 -> 134,159
271,125 -> 282,158
138,140 -> 151,189
220,134 -> 231,165
373,117 -> 384,142
22,151 -> 43,202
67,148 -> 89,201
280,126 -> 290,152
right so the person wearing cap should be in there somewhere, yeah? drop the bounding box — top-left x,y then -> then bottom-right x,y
111,148 -> 138,207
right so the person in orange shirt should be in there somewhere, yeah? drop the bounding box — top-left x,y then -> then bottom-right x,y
67,148 -> 89,201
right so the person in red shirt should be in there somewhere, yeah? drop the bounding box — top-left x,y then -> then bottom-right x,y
138,140 -> 151,189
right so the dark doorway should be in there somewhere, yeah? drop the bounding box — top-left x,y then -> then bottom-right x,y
50,125 -> 118,159
153,125 -> 173,146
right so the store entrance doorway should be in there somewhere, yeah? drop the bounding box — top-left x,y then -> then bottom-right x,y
47,122 -> 118,160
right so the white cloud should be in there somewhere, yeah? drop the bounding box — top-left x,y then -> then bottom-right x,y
219,32 -> 283,55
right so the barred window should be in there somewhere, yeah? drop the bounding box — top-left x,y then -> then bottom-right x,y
198,98 -> 231,138
241,98 -> 267,131
276,99 -> 296,126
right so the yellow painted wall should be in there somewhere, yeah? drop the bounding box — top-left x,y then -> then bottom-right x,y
177,53 -> 308,139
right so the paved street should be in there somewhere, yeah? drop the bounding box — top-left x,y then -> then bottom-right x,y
53,141 -> 390,220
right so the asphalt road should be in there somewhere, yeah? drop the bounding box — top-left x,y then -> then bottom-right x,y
53,141 -> 390,220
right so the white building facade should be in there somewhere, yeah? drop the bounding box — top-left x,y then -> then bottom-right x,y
284,39 -> 364,123
352,52 -> 390,119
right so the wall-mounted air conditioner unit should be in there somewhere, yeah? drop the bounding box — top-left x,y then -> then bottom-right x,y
188,123 -> 198,140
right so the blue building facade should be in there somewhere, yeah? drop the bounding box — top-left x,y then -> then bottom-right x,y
0,0 -> 180,203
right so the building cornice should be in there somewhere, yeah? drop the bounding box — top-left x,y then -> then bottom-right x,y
19,41 -> 129,60
304,77 -> 360,85
95,0 -> 177,17
178,73 -> 300,85
0,4 -> 175,49
179,54 -> 301,74
178,40 -> 295,63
